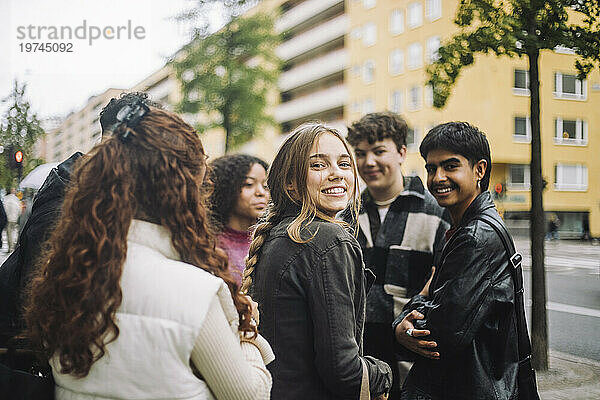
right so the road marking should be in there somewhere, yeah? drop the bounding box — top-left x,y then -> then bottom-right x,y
521,255 -> 599,270
526,300 -> 600,318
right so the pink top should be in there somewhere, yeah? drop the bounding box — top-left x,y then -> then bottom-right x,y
217,227 -> 252,287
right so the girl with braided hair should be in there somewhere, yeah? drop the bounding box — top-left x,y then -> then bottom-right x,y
25,99 -> 273,400
208,154 -> 269,286
241,122 -> 392,399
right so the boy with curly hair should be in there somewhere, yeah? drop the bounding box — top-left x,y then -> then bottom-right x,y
343,112 -> 450,399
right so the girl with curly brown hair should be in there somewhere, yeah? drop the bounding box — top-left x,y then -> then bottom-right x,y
25,97 -> 273,400
241,122 -> 392,399
208,154 -> 269,286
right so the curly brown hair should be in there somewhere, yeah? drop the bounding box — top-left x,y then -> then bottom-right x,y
25,107 -> 256,377
346,111 -> 408,151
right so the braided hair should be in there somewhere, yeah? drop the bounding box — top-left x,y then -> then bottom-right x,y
241,122 -> 360,293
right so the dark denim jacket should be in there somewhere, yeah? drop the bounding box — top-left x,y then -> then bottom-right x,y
394,192 -> 519,399
251,213 -> 392,399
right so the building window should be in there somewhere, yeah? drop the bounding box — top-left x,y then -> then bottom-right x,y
362,23 -> 377,47
508,164 -> 530,190
407,126 -> 419,148
363,0 -> 376,9
351,64 -> 362,77
513,69 -> 530,95
407,2 -> 423,29
555,118 -> 587,145
426,36 -> 441,63
389,49 -> 404,75
554,72 -> 586,100
408,86 -> 422,111
363,98 -> 375,114
425,0 -> 442,21
514,116 -> 531,142
351,100 -> 362,113
350,27 -> 362,40
555,164 -> 588,191
389,90 -> 403,113
407,43 -> 423,70
363,60 -> 375,83
425,84 -> 433,107
390,9 -> 404,35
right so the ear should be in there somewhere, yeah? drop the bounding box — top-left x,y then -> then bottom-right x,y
398,144 -> 407,163
475,159 -> 487,181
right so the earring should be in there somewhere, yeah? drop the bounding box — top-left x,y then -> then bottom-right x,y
477,179 -> 481,188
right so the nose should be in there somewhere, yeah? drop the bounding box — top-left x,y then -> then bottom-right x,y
432,167 -> 446,183
364,152 -> 376,166
327,164 -> 344,181
255,184 -> 268,197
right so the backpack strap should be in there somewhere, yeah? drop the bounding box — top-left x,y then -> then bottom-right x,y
473,212 -> 532,362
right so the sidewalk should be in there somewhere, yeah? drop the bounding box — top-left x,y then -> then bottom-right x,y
538,351 -> 600,399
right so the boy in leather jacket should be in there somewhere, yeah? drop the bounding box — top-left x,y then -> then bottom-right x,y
393,122 -> 522,400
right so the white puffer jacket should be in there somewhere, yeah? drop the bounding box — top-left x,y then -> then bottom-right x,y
51,220 -> 237,400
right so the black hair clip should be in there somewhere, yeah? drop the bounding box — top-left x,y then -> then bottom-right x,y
114,100 -> 149,142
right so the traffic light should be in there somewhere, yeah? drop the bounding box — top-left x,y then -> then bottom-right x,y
14,149 -> 23,178
493,182 -> 506,199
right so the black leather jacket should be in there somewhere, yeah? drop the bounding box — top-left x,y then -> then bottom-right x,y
251,212 -> 392,399
394,192 -> 519,400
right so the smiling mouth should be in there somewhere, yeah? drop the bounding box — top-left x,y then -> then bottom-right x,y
433,186 -> 455,195
322,187 -> 346,195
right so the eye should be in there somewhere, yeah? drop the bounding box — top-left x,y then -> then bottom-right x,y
355,151 -> 365,158
310,161 -> 326,169
425,166 -> 436,174
339,160 -> 352,169
445,164 -> 458,170
374,150 -> 386,155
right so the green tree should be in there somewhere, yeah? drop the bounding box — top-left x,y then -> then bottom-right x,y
427,0 -> 600,370
173,12 -> 280,152
0,80 -> 45,189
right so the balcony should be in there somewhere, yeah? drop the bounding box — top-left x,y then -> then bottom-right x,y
276,0 -> 344,33
276,14 -> 349,61
278,49 -> 348,92
275,84 -> 347,123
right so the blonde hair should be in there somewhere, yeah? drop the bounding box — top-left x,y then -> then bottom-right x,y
241,122 -> 360,293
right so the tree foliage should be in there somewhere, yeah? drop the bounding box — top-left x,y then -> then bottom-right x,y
173,12 -> 280,152
428,0 -> 600,108
426,0 -> 600,371
0,81 -> 45,189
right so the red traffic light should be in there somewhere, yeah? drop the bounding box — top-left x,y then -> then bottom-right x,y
494,183 -> 503,194
14,150 -> 23,164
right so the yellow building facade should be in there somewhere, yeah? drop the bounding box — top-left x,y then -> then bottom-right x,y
345,0 -> 599,237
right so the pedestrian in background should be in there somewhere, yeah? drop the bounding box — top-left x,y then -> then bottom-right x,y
343,112 -> 450,398
208,154 -> 269,286
3,189 -> 22,253
25,99 -> 273,399
242,122 -> 392,399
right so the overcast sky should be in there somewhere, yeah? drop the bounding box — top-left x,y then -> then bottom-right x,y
1,0 -> 225,120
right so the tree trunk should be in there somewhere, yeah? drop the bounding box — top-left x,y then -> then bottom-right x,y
527,49 -> 549,371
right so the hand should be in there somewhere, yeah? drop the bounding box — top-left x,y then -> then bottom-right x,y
419,266 -> 436,297
245,295 -> 259,325
394,310 -> 440,360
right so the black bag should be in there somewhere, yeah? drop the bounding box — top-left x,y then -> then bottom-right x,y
475,212 -> 541,400
0,339 -> 54,400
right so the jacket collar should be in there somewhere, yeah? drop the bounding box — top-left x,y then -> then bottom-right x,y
127,219 -> 180,261
458,191 -> 496,228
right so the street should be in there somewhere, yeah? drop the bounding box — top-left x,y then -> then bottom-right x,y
1,236 -> 599,361
515,238 -> 600,361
